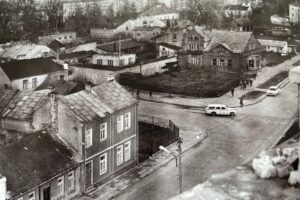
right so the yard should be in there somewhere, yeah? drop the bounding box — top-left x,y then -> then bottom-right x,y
138,121 -> 177,163
262,52 -> 292,67
118,67 -> 241,98
257,71 -> 288,89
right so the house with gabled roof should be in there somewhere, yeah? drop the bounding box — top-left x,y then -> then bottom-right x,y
203,30 -> 262,72
224,4 -> 252,18
0,132 -> 82,200
0,58 -> 66,91
55,81 -> 138,190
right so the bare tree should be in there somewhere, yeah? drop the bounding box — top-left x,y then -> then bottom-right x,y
43,0 -> 63,33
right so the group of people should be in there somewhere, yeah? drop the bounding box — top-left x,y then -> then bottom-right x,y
239,78 -> 254,90
131,88 -> 153,99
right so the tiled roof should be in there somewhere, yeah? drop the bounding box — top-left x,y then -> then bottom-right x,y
0,44 -> 55,60
140,4 -> 176,16
0,89 -> 18,113
92,81 -> 137,111
1,90 -> 50,120
204,30 -> 253,53
0,132 -> 78,197
60,82 -> 137,122
0,58 -> 64,80
60,89 -> 113,122
97,39 -> 144,52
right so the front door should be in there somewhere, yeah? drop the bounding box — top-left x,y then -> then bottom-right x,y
85,161 -> 93,188
43,186 -> 50,200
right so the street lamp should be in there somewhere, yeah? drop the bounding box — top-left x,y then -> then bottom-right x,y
159,137 -> 183,194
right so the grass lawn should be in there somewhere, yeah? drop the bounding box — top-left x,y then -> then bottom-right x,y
293,60 -> 300,66
240,91 -> 265,100
257,71 -> 288,89
119,67 -> 240,98
263,52 -> 292,67
138,121 -> 177,163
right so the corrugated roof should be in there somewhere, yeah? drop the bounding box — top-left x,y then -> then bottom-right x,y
0,132 -> 78,197
0,58 -> 64,80
204,30 -> 253,53
1,90 -> 50,120
60,82 -> 137,122
0,44 -> 56,60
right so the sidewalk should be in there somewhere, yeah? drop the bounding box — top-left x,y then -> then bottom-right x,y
75,54 -> 300,200
137,54 -> 300,108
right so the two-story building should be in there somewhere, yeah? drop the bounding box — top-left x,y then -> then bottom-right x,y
230,18 -> 254,32
139,4 -> 180,22
224,5 -> 252,18
289,3 -> 300,24
56,82 -> 138,190
132,26 -> 162,42
0,58 -> 66,91
92,53 -> 136,67
203,30 -> 262,72
154,27 -> 190,48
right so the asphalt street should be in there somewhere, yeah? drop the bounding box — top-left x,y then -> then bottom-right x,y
115,82 -> 298,200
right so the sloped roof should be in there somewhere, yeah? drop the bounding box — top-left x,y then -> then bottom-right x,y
48,39 -> 65,52
140,4 -> 176,16
91,81 -> 137,111
97,39 -> 144,52
0,89 -> 18,113
69,42 -> 97,53
134,26 -> 161,31
204,30 -> 253,53
159,42 -> 181,50
1,90 -> 50,120
59,50 -> 98,60
0,44 -> 55,60
0,132 -> 78,197
258,39 -> 287,48
234,18 -> 253,26
60,82 -> 137,122
0,58 -> 64,80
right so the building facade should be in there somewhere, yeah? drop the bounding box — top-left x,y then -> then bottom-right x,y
289,3 -> 300,24
92,53 -> 136,67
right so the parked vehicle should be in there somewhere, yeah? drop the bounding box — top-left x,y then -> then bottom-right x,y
205,104 -> 237,116
267,86 -> 280,96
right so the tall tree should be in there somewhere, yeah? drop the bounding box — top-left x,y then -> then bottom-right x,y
43,0 -> 63,33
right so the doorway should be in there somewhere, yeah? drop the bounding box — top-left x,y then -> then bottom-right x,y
43,186 -> 50,200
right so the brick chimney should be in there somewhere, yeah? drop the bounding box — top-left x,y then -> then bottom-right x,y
0,176 -> 6,200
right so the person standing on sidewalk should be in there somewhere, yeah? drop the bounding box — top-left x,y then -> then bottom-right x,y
149,91 -> 153,99
240,97 -> 244,107
231,87 -> 235,97
137,89 -> 140,99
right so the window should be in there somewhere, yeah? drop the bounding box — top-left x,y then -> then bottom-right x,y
23,79 -> 28,90
128,57 -> 134,64
228,59 -> 232,66
219,59 -> 225,66
117,145 -> 123,165
60,75 -> 64,81
32,78 -> 37,88
119,59 -> 124,66
117,115 -> 124,133
100,123 -> 107,141
70,36 -> 73,38
172,33 -> 177,42
17,198 -> 23,200
97,59 -> 103,65
66,171 -> 75,191
124,112 -> 131,130
64,36 -> 67,39
85,128 -> 93,148
99,153 -> 107,175
212,59 -> 217,65
28,192 -> 35,200
108,60 -> 113,66
57,177 -> 64,195
124,141 -> 131,161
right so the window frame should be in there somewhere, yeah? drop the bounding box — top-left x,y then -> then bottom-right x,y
124,141 -> 131,162
124,112 -> 131,130
100,122 -> 107,142
57,176 -> 64,196
66,171 -> 75,191
99,153 -> 107,175
117,145 -> 124,165
28,192 -> 35,200
85,128 -> 93,148
117,115 -> 124,133
23,79 -> 28,90
32,78 -> 37,88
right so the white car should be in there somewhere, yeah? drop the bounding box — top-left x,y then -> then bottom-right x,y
205,104 -> 237,116
267,86 -> 280,96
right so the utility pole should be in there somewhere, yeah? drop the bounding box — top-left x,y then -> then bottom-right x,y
177,137 -> 183,194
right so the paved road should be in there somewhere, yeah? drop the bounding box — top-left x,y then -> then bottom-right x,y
115,82 -> 298,200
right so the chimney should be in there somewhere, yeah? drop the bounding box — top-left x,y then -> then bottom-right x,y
0,176 -> 6,200
85,84 -> 91,92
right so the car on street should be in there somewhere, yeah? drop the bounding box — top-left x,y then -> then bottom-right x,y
267,86 -> 280,96
205,104 -> 237,116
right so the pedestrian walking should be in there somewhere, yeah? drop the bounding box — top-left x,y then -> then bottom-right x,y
249,78 -> 253,87
149,91 -> 153,99
243,81 -> 247,90
240,80 -> 243,89
231,87 -> 234,97
136,89 -> 140,98
240,98 -> 244,107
